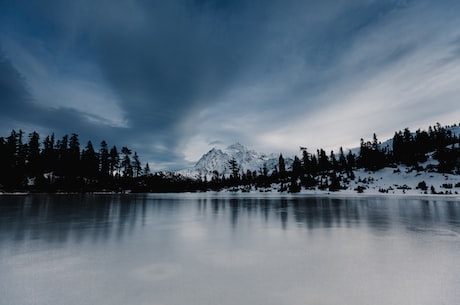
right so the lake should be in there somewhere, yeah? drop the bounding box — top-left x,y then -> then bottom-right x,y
1,193 -> 460,305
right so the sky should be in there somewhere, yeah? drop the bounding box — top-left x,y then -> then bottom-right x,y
1,0 -> 460,170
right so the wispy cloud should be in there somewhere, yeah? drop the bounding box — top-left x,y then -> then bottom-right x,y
1,0 -> 460,169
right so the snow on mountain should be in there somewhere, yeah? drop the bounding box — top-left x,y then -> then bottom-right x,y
178,143 -> 291,180
178,124 -> 460,183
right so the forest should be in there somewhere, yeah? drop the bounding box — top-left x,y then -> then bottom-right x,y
1,123 -> 459,193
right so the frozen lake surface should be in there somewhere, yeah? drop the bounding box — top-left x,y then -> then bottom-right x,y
1,193 -> 460,305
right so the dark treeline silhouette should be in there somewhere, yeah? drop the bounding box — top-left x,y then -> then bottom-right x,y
0,130 -> 150,192
1,122 -> 460,193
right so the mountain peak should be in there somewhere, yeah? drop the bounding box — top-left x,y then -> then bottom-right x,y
187,143 -> 293,180
226,142 -> 247,152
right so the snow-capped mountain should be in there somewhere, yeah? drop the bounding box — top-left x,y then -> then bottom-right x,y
179,124 -> 460,181
179,143 -> 292,180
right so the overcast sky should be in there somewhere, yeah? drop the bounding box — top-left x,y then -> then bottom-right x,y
1,0 -> 460,170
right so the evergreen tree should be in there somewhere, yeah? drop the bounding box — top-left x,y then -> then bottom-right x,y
0,134 -> 14,188
56,134 -> 69,177
291,156 -> 302,180
228,157 -> 239,181
290,156 -> 302,192
3,130 -> 25,188
259,162 -> 269,187
121,146 -> 133,178
372,133 -> 379,151
310,154 -> 318,175
27,131 -> 41,176
99,140 -> 110,178
81,141 -> 99,180
16,130 -> 27,178
318,149 -> 330,172
278,154 -> 286,179
329,172 -> 342,191
338,147 -> 347,171
330,150 -> 338,171
42,134 -> 57,174
346,150 -> 355,168
244,169 -> 253,185
68,133 -> 81,177
359,134 -> 387,170
132,152 -> 142,178
143,162 -> 151,176
109,146 -> 120,177
301,148 -> 311,175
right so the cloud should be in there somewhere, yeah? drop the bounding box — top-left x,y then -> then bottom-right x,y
0,47 -> 128,151
0,48 -> 31,117
2,0 -> 460,169
178,0 -> 460,158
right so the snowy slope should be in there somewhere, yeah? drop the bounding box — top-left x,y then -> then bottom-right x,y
176,125 -> 460,195
179,143 -> 292,179
350,125 -> 460,155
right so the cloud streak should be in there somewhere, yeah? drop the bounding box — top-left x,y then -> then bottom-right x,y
1,0 -> 460,169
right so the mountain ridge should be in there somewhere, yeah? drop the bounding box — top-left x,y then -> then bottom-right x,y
177,124 -> 460,187
178,142 -> 292,180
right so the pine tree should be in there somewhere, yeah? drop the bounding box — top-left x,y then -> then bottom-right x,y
109,146 -> 120,177
301,148 -> 311,175
132,152 -> 142,178
16,130 -> 27,178
56,134 -> 69,177
330,150 -> 338,171
338,147 -> 347,171
290,156 -> 302,193
143,162 -> 151,176
81,141 -> 99,180
27,131 -> 41,176
278,154 -> 286,179
121,146 -> 133,178
99,141 -> 110,179
228,157 -> 239,181
318,149 -> 330,173
69,134 -> 81,176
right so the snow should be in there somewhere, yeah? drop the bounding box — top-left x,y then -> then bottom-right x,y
178,143 -> 292,180
350,124 -> 460,154
176,125 -> 460,196
342,166 -> 460,196
207,165 -> 460,197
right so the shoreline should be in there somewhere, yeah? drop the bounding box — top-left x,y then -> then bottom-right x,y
2,166 -> 460,199
1,189 -> 459,200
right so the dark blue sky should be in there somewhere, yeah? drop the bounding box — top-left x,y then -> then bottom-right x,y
1,0 -> 460,169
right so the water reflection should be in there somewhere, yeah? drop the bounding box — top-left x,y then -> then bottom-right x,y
2,194 -> 460,305
0,195 -> 143,248
1,195 -> 460,248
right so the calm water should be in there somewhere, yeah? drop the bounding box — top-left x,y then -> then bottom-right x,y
1,193 -> 460,305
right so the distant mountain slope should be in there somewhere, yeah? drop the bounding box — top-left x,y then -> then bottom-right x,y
179,143 -> 292,179
179,124 -> 460,181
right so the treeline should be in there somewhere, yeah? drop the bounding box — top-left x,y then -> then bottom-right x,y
1,123 -> 460,193
174,122 -> 460,193
180,148 -> 357,193
0,130 -> 149,192
359,122 -> 460,172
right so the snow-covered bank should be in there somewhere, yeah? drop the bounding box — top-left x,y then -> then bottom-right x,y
174,126 -> 460,197
344,166 -> 460,196
0,192 -> 29,196
211,164 -> 460,197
